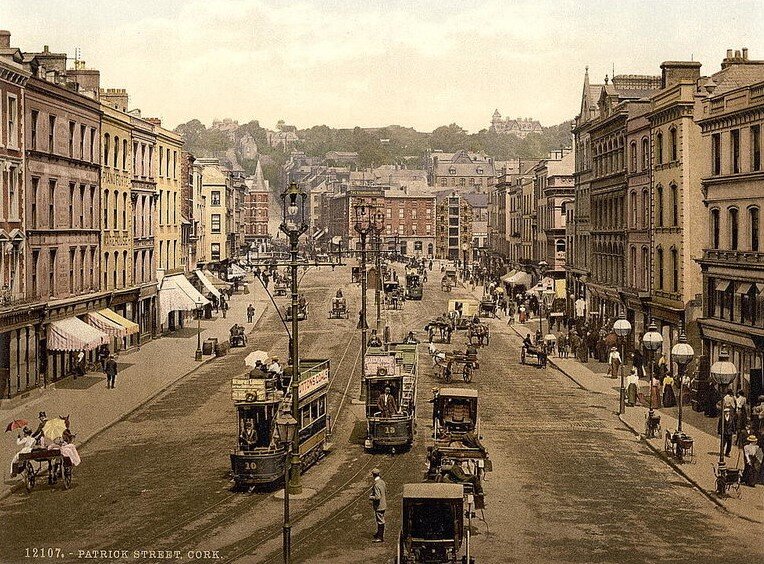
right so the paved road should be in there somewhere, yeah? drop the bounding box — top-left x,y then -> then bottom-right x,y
0,266 -> 759,564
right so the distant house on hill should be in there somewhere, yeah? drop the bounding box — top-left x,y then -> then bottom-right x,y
490,110 -> 542,138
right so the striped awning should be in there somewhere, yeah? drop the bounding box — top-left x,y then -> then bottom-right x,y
507,271 -> 531,287
47,317 -> 109,352
228,264 -> 247,278
500,270 -> 518,283
194,269 -> 221,300
204,269 -> 232,289
86,308 -> 139,338
159,274 -> 210,321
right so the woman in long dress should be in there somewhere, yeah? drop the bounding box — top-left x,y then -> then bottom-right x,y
662,375 -> 677,408
626,368 -> 639,406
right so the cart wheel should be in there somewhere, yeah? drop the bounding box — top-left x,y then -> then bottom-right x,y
463,364 -> 473,383
24,462 -> 35,493
63,465 -> 72,490
520,349 -> 526,364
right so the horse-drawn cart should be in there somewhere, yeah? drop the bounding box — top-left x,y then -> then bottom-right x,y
329,297 -> 348,319
433,350 -> 479,383
273,280 -> 287,296
520,344 -> 547,367
478,298 -> 497,318
467,321 -> 489,347
14,449 -> 75,493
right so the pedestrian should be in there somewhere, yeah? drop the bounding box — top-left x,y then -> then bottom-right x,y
632,348 -> 645,379
718,407 -> 737,457
662,374 -> 676,407
607,346 -> 621,379
742,435 -> 763,487
247,304 -> 255,324
626,367 -> 639,406
221,297 -> 228,319
369,468 -> 387,542
75,349 -> 86,379
104,354 -> 118,389
722,389 -> 736,413
735,389 -> 748,429
650,372 -> 662,408
97,344 -> 110,371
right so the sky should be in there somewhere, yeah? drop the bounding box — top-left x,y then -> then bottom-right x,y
3,0 -> 762,132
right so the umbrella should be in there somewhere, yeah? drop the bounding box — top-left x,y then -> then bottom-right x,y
5,419 -> 29,432
42,418 -> 68,441
245,350 -> 270,367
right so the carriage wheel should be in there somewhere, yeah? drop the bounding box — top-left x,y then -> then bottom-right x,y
63,465 -> 72,490
463,363 -> 473,383
24,462 -> 35,493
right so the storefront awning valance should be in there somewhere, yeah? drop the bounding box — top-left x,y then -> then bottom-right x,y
715,280 -> 730,292
203,269 -> 232,289
194,270 -> 221,300
500,270 -> 518,283
159,274 -> 210,321
736,282 -> 752,295
100,308 -> 139,335
47,317 -> 110,352
228,264 -> 247,279
507,271 -> 531,287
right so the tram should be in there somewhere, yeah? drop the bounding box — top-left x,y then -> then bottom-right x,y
405,271 -> 423,300
230,358 -> 330,488
364,343 -> 418,452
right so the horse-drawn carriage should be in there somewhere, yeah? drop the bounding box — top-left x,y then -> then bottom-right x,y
478,298 -> 498,318
425,316 -> 454,344
432,347 -> 479,383
384,281 -> 404,310
285,302 -> 308,321
14,448 -> 75,493
329,296 -> 348,319
229,324 -> 248,347
467,321 -> 489,347
520,343 -> 547,367
405,272 -> 423,300
448,299 -> 479,330
273,279 -> 288,296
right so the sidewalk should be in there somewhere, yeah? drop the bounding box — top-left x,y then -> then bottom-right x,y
504,319 -> 764,524
1,275 -> 269,500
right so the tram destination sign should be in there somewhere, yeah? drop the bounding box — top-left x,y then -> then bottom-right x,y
299,368 -> 330,397
231,378 -> 266,401
364,354 -> 398,377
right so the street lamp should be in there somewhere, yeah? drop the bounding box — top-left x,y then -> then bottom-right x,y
461,242 -> 469,281
371,210 -> 385,332
194,297 -> 203,361
613,314 -> 632,415
710,346 -> 737,494
354,204 -> 374,401
280,183 -> 308,495
670,324 -> 694,433
541,289 -> 556,338
275,413 -> 298,564
642,319 -> 663,433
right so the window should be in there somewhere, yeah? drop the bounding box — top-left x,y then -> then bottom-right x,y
630,246 -> 637,285
657,247 -> 664,289
90,186 -> 97,228
752,125 -> 761,172
80,248 -> 86,291
122,139 -> 127,170
398,208 -> 404,219
729,208 -> 739,250
48,180 -> 56,228
671,248 -> 678,292
630,141 -> 637,172
211,213 -> 221,233
412,209 -> 417,220
211,243 -> 220,261
103,252 -> 109,289
159,147 -> 163,177
656,185 -> 663,227
91,247 -> 97,290
731,129 -> 741,173
48,115 -> 56,152
123,192 -> 127,230
741,284 -> 758,325
80,124 -> 86,159
79,185 -> 85,228
750,207 -> 760,252
104,190 -> 109,229
669,128 -> 677,161
68,121 -> 75,157
90,128 -> 96,162
173,151 -> 177,179
7,95 -> 18,148
8,167 -> 18,220
31,250 -> 39,298
711,209 -> 720,249
31,110 -> 39,149
641,247 -> 649,288
656,132 -> 663,164
114,136 -> 119,168
641,137 -> 649,170
671,184 -> 678,226
69,183 -> 75,227
630,192 -> 637,227
31,177 -> 39,227
113,251 -> 118,288
49,249 -> 56,296
642,189 -> 649,228
103,133 -> 110,166
69,248 -> 75,294
123,250 -> 128,287
166,148 -> 171,177
211,191 -> 221,206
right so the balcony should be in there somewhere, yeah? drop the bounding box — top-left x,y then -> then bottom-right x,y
702,248 -> 764,265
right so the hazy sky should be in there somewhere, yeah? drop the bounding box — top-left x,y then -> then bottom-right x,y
3,1 -> 762,132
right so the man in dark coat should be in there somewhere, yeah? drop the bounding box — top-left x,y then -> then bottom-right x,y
718,407 -> 737,457
105,354 -> 118,389
376,387 -> 398,418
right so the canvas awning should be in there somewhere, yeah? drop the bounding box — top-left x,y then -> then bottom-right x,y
736,282 -> 752,295
228,264 -> 247,278
531,276 -> 555,294
86,308 -> 140,338
203,269 -> 232,289
194,269 -> 221,300
500,270 -> 518,283
714,280 -> 730,292
159,274 -> 210,321
507,271 -> 531,287
47,317 -> 109,352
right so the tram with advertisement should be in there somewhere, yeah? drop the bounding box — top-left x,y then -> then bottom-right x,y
364,343 -> 418,453
230,358 -> 330,488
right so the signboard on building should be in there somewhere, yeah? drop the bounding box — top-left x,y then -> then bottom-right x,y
299,367 -> 330,397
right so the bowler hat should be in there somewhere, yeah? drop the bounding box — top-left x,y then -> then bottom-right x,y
38,411 -> 46,419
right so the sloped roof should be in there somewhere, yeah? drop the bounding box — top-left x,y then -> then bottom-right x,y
709,63 -> 764,96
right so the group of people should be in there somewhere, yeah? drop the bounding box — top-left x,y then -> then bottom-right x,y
10,411 -> 80,478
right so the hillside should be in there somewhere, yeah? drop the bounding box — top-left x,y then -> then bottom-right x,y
174,119 -> 573,188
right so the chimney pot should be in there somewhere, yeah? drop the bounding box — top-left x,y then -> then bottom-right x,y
0,30 -> 10,49
727,49 -> 733,58
742,47 -> 749,60
735,50 -> 741,58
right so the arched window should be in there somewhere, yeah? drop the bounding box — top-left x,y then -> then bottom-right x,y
671,184 -> 678,226
630,191 -> 637,227
657,247 -> 664,289
113,251 -> 119,289
630,246 -> 637,286
114,135 -> 119,168
103,189 -> 109,230
670,247 -> 678,292
642,189 -> 649,228
750,207 -> 760,252
710,209 -> 720,249
103,133 -> 110,167
122,250 -> 128,287
103,252 -> 109,290
656,131 -> 663,164
630,141 -> 637,172
669,127 -> 677,161
656,185 -> 664,227
556,239 -> 566,253
641,247 -> 649,288
122,139 -> 127,170
122,192 -> 127,231
641,137 -> 649,170
113,190 -> 119,230
729,207 -> 739,250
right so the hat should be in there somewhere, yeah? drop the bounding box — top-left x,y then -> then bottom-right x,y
272,357 -> 279,362
371,468 -> 380,476
723,407 -> 731,412
611,346 -> 617,351
748,435 -> 759,443
38,411 -> 46,419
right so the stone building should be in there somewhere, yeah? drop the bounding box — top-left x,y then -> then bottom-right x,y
490,110 -> 542,138
697,55 -> 764,393
435,192 -> 473,263
427,150 -> 496,193
198,159 -> 233,264
0,32 -> 32,398
180,151 -> 205,269
536,150 -> 574,277
150,120 -> 183,277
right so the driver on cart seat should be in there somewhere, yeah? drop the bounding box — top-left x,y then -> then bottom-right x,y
403,331 -> 419,344
523,334 -> 533,349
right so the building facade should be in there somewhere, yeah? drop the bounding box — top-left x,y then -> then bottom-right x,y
435,192 -> 473,263
198,159 -> 233,265
428,150 -> 496,193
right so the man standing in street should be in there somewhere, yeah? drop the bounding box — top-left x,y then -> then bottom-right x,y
105,354 -> 118,389
369,468 -> 386,542
718,407 -> 737,457
247,304 -> 255,323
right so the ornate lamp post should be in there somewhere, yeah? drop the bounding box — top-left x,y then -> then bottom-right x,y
280,183 -> 308,495
461,242 -> 469,281
670,324 -> 694,433
194,297 -> 204,361
275,413 -> 298,564
710,346 -> 737,494
541,289 -> 556,338
355,204 -> 373,401
613,314 -> 632,415
371,210 -> 385,331
642,319 -> 663,433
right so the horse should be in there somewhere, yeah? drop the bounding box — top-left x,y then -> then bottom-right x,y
468,323 -> 489,347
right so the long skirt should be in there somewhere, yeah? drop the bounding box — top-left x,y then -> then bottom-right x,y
651,385 -> 662,408
627,383 -> 638,406
663,385 -> 677,408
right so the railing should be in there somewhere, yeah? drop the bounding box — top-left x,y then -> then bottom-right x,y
0,291 -> 43,310
703,248 -> 764,264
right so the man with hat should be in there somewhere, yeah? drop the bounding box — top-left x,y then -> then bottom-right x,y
752,395 -> 764,435
32,412 -> 48,441
742,434 -> 763,486
717,407 -> 737,457
376,386 -> 398,418
369,468 -> 387,542
607,346 -> 622,379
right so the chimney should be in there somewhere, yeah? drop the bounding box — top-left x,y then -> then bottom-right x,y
660,61 -> 702,89
68,67 -> 101,94
727,49 -> 733,58
0,30 -> 10,49
735,50 -> 741,58
743,47 -> 749,60
99,88 -> 129,112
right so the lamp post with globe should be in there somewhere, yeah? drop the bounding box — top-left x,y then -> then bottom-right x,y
710,346 -> 737,494
613,314 -> 632,415
642,320 -> 663,436
275,413 -> 298,564
670,324 -> 694,433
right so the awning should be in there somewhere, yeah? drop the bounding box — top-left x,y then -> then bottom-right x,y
507,271 -> 531,287
736,282 -> 752,295
98,308 -> 139,335
47,317 -> 109,352
228,264 -> 247,278
530,276 -> 555,294
203,269 -> 232,289
715,280 -> 730,292
501,270 -> 518,283
194,269 -> 221,300
159,274 -> 210,321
